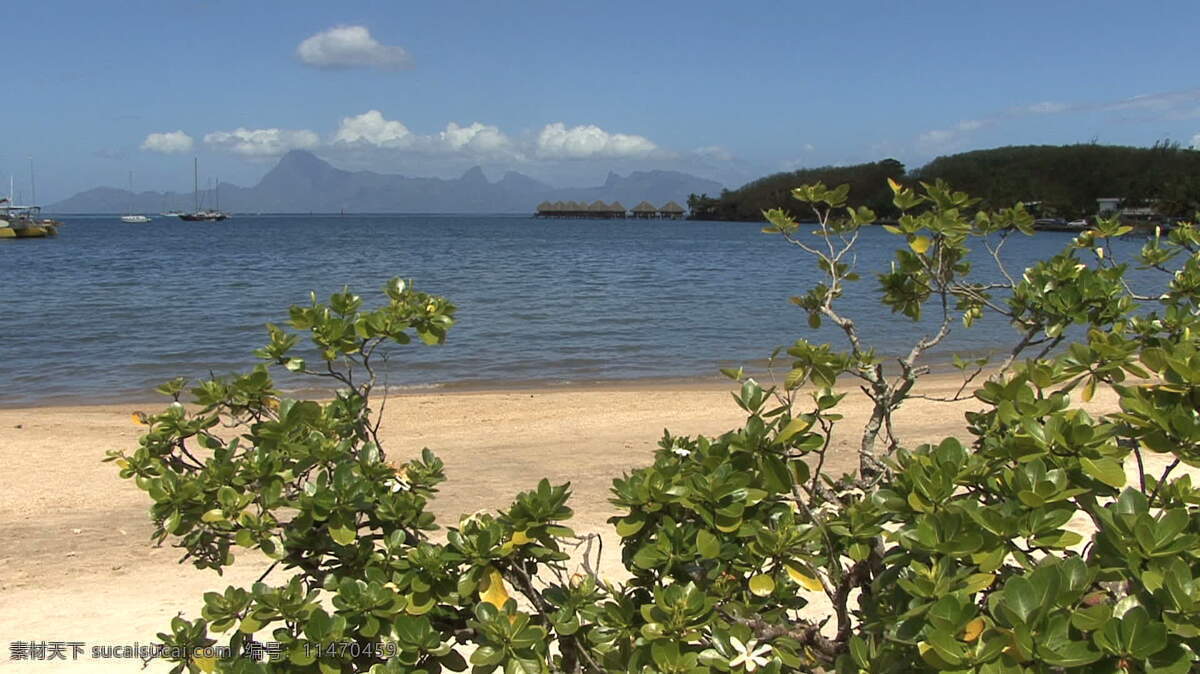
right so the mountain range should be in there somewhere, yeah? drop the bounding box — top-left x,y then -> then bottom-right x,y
48,151 -> 724,214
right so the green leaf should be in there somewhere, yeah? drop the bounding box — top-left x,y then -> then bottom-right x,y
777,416 -> 813,444
696,529 -> 720,559
1080,457 -> 1125,488
615,512 -> 646,537
1004,577 -> 1039,624
329,521 -> 356,546
760,454 -> 792,492
470,645 -> 503,666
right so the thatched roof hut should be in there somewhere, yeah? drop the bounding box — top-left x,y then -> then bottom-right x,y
535,199 -> 629,218
631,200 -> 658,219
659,201 -> 685,219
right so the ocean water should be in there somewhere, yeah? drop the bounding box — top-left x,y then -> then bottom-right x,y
0,214 -> 1160,406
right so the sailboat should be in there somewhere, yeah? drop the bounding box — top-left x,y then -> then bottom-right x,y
119,171 -> 151,223
179,158 -> 227,221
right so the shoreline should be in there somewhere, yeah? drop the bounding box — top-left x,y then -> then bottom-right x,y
0,371 -> 742,410
0,347 -> 1011,410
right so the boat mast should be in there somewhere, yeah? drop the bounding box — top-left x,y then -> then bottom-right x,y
29,157 -> 35,206
193,157 -> 199,212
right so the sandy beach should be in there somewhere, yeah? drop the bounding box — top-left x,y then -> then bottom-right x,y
0,374 -> 1128,672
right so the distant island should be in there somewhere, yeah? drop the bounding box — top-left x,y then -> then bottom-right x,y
48,150 -> 724,215
688,142 -> 1200,222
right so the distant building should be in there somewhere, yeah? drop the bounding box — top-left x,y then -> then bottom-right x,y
659,201 -> 685,220
630,201 -> 658,219
536,200 -> 626,218
534,198 -> 688,219
1097,197 -> 1159,218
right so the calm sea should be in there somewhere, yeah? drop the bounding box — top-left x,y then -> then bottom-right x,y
0,214 -> 1158,406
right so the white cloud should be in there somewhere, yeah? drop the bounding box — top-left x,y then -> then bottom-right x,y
1025,101 -> 1068,114
916,128 -> 959,152
140,130 -> 194,154
1192,133 -> 1200,149
297,25 -> 412,70
535,122 -> 658,159
331,114 -> 657,161
694,145 -> 734,161
333,110 -> 413,147
204,127 -> 319,158
439,122 -> 512,154
916,118 -> 992,154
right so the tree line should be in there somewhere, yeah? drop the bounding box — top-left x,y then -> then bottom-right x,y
689,142 -> 1200,221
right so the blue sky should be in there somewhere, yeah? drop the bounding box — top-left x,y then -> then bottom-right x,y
5,0 -> 1200,202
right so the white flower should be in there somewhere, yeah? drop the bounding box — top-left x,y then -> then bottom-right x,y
671,447 -> 691,457
729,637 -> 772,672
387,466 -> 411,493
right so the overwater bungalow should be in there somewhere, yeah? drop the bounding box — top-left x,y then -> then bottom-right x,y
536,199 -> 628,218
630,201 -> 658,219
660,201 -> 685,220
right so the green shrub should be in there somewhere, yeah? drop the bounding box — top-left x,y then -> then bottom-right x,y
109,185 -> 1200,672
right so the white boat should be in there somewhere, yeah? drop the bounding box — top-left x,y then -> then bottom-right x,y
120,171 -> 152,223
180,158 -> 228,222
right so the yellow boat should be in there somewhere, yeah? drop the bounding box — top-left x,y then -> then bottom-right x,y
0,203 -> 60,239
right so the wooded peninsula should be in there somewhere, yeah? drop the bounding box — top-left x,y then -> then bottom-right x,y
688,142 -> 1200,221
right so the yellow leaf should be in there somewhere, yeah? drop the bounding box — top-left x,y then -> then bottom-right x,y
192,651 -> 218,673
130,411 -> 148,426
785,564 -> 824,591
909,235 -> 932,254
887,177 -> 902,194
201,509 -> 226,524
510,530 -> 533,546
1081,376 -> 1096,403
478,567 -> 510,609
748,573 -> 776,597
963,617 -> 985,642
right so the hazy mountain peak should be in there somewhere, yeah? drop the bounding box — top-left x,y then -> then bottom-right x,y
276,149 -> 332,171
49,154 -> 724,214
460,166 -> 488,184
